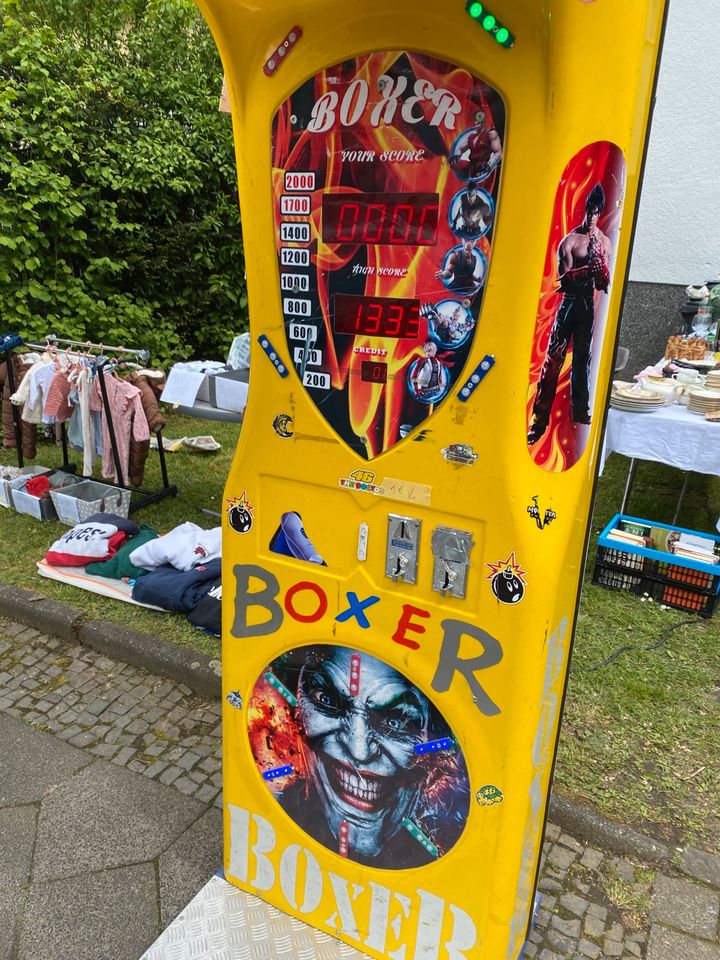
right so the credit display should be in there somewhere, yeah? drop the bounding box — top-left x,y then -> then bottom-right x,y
273,52 -> 506,458
361,360 -> 388,384
322,193 -> 439,246
334,294 -> 420,339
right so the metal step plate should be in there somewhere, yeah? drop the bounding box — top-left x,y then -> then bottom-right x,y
141,874 -> 371,960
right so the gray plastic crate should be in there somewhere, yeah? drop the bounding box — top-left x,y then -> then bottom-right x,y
0,466 -> 51,509
50,480 -> 132,525
10,471 -> 79,521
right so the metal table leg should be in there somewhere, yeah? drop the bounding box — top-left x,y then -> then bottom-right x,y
672,471 -> 690,525
619,457 -> 638,515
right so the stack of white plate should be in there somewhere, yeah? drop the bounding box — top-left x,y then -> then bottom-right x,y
686,387 -> 720,416
705,369 -> 720,391
610,384 -> 665,413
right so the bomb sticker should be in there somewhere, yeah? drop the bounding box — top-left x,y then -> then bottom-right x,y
486,552 -> 527,604
227,490 -> 254,534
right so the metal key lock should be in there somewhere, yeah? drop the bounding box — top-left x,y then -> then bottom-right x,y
431,526 -> 474,598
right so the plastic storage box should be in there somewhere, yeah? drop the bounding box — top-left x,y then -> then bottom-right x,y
209,368 -> 249,413
593,513 -> 720,617
50,480 -> 132,525
0,466 -> 51,509
10,471 -> 79,521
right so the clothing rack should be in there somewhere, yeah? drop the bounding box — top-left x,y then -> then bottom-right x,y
1,336 -> 76,474
32,335 -> 150,364
95,356 -> 177,511
1,333 -> 177,514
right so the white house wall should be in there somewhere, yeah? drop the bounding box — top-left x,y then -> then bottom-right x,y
629,0 -> 720,285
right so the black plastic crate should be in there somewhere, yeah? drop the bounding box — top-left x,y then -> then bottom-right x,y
592,514 -> 720,618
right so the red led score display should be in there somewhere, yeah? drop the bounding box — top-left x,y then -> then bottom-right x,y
322,193 -> 439,246
334,294 -> 420,339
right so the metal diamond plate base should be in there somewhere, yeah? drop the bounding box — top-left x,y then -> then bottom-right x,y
141,874 -> 371,960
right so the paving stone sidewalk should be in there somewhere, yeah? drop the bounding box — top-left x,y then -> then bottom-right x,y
1,615 -> 719,960
0,617 -> 222,805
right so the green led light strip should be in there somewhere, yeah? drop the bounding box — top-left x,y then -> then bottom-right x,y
465,0 -> 515,48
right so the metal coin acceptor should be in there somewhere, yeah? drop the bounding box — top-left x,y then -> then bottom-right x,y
191,1 -> 667,957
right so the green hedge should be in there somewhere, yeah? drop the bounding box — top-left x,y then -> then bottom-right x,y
0,0 -> 247,364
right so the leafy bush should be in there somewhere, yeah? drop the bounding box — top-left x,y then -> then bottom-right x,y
0,0 -> 247,365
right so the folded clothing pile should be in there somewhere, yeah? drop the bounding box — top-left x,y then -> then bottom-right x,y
131,558 -> 221,613
127,522 -> 222,634
43,518 -> 222,635
45,514 -> 140,566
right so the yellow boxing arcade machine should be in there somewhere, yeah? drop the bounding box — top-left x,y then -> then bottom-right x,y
193,2 -> 667,957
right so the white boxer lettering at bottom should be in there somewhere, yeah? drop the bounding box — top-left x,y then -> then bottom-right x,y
227,803 -> 478,959
280,844 -> 323,913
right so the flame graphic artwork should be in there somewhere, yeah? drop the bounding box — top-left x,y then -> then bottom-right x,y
526,142 -> 626,472
272,52 -> 505,459
247,678 -> 306,788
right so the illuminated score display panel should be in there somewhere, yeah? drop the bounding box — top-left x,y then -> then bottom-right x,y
321,193 -> 440,246
333,294 -> 420,338
272,52 -> 506,458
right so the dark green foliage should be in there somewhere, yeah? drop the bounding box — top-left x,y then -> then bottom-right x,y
0,0 -> 247,364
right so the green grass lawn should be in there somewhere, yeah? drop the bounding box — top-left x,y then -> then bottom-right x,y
560,455 -> 720,855
1,417 -> 718,852
0,411 -> 242,656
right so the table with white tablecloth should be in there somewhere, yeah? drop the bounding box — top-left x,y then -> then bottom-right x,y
601,404 -> 720,521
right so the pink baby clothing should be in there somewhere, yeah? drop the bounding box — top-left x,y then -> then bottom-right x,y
91,373 -> 150,483
44,370 -> 74,422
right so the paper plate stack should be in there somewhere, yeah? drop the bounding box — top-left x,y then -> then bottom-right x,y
610,384 -> 665,413
686,387 -> 720,416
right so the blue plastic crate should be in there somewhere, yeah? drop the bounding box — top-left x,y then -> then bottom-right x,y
593,513 -> 720,617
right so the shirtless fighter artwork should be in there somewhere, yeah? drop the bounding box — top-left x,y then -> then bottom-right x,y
248,646 -> 470,869
449,183 -> 494,241
449,109 -> 503,182
527,183 -> 612,445
435,240 -> 486,296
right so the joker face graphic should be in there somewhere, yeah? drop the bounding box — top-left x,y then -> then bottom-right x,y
296,648 -> 429,859
249,645 -> 471,868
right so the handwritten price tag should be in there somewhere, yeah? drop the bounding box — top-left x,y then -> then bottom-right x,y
378,477 -> 432,506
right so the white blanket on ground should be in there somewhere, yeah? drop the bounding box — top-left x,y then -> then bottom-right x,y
36,560 -> 166,611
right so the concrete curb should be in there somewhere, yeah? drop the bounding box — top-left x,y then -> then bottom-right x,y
0,582 -> 84,644
0,581 -> 221,699
549,794 -> 674,866
0,579 -> 686,870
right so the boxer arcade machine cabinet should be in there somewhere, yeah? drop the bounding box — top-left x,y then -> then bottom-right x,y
194,1 -> 666,957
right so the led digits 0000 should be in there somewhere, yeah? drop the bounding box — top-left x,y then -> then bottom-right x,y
322,193 -> 439,246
